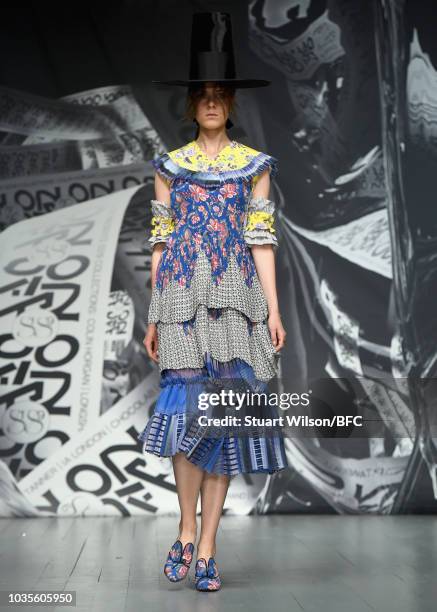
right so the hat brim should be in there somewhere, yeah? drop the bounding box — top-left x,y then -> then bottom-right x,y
151,78 -> 270,88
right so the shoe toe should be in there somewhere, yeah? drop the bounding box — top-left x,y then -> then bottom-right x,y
195,576 -> 221,591
164,561 -> 189,582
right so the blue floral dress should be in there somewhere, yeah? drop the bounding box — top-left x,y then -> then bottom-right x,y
138,139 -> 288,476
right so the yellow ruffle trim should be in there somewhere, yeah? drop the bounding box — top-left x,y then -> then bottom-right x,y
245,211 -> 276,233
150,216 -> 175,237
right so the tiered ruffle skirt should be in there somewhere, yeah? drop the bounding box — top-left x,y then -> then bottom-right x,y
138,251 -> 289,476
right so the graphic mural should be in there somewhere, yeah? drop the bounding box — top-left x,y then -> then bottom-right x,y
1,0 -> 436,516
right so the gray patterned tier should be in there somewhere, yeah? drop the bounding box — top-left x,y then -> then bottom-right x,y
156,304 -> 280,381
147,247 -> 270,324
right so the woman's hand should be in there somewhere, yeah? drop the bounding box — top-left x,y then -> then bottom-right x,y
268,310 -> 286,352
143,323 -> 159,363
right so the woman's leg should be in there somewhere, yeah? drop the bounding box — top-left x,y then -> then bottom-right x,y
172,452 -> 204,546
197,472 -> 231,559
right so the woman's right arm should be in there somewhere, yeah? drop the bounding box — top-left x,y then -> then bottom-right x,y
144,172 -> 172,362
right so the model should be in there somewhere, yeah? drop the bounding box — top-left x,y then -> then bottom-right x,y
138,11 -> 288,592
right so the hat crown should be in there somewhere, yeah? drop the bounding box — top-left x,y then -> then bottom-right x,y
151,10 -> 270,88
189,12 -> 236,81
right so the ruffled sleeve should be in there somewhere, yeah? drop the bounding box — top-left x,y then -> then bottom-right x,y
251,153 -> 278,187
148,199 -> 175,246
243,195 -> 278,250
152,153 -> 175,187
148,153 -> 176,245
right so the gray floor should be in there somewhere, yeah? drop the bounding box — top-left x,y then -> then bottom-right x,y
1,514 -> 436,612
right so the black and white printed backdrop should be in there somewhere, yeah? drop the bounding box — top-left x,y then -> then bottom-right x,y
1,0 -> 437,516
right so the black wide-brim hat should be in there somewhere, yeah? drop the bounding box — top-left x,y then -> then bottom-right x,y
152,11 -> 270,89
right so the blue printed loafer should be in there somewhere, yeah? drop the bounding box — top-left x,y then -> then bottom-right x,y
163,539 -> 195,582
194,557 -> 221,591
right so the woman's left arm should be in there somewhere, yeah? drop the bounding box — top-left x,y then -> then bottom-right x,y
246,169 -> 287,352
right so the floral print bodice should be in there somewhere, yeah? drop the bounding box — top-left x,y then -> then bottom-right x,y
148,140 -> 279,293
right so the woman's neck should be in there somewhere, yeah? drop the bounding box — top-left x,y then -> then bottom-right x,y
195,130 -> 232,157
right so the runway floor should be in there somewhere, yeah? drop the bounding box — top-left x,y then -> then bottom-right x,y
1,514 -> 436,612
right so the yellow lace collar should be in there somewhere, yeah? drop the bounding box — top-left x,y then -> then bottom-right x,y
152,140 -> 278,187
172,140 -> 270,171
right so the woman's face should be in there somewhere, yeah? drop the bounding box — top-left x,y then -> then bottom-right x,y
194,82 -> 232,130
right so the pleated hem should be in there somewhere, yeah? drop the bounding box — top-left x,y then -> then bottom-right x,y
137,354 -> 289,476
142,444 -> 288,477
139,412 -> 288,476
